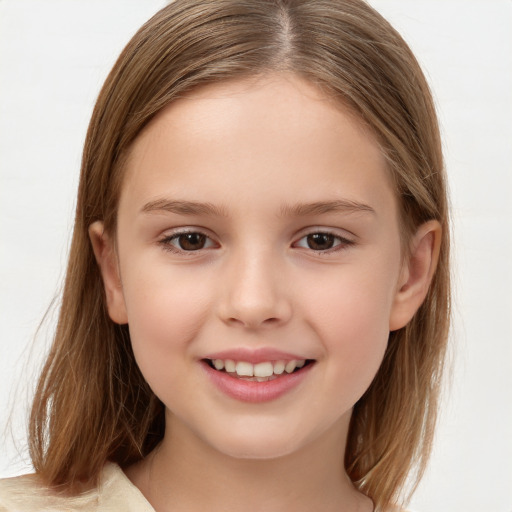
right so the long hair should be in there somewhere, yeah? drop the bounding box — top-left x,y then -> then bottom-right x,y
29,1 -> 450,509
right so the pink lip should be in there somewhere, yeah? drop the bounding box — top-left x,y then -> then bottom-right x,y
201,359 -> 314,403
204,347 -> 308,364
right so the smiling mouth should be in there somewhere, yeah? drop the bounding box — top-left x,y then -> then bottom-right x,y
203,358 -> 315,382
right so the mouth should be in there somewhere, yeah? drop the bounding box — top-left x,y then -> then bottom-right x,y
202,358 -> 315,382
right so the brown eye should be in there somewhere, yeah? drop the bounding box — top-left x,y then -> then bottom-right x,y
160,231 -> 217,253
305,233 -> 335,250
294,231 -> 354,253
176,233 -> 207,251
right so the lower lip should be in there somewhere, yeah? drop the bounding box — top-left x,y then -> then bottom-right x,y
201,361 -> 314,403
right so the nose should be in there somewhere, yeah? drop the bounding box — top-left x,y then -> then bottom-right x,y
217,247 -> 292,329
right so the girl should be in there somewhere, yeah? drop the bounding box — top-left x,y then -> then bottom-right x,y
0,1 -> 450,511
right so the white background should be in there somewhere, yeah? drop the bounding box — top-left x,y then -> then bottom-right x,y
1,1 -> 511,511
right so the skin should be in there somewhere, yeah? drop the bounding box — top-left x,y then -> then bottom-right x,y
90,73 -> 441,512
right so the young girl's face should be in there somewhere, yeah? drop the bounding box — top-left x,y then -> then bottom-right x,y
95,74 -> 412,460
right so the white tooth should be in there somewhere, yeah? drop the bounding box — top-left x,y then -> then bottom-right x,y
213,359 -> 224,370
236,361 -> 254,377
254,362 -> 273,378
256,377 -> 268,382
296,359 -> 306,368
285,360 -> 297,373
273,361 -> 285,375
224,359 -> 236,373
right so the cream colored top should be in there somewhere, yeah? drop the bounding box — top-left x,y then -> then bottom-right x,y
0,463 -> 416,511
0,463 -> 154,511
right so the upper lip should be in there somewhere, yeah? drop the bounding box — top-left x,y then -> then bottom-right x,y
203,347 -> 311,364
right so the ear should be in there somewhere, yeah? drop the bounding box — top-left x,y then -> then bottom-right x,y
389,220 -> 442,331
89,221 -> 128,324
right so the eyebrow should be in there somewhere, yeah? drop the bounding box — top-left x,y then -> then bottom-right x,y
279,199 -> 376,217
140,198 -> 375,218
141,199 -> 228,217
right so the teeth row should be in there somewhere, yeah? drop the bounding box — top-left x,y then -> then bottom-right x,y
211,359 -> 306,378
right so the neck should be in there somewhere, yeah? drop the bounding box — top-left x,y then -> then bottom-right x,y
125,411 -> 372,512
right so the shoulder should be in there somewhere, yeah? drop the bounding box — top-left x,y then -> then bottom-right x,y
0,473 -> 45,511
0,463 -> 154,512
0,471 -> 98,512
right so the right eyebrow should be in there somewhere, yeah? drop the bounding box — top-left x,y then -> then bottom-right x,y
140,199 -> 229,217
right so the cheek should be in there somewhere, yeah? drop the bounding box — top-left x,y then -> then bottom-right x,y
120,264 -> 213,385
301,258 -> 397,333
299,265 -> 397,396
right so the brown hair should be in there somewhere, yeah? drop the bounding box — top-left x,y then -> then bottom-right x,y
29,1 -> 450,509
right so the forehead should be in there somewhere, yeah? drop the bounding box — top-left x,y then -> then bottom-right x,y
120,73 -> 396,219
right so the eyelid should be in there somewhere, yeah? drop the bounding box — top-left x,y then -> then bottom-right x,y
158,227 -> 219,254
156,226 -> 355,255
292,228 -> 356,252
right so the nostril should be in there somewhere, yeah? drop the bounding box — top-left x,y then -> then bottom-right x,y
226,317 -> 244,326
226,316 -> 278,327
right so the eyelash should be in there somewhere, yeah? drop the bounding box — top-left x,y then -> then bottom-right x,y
293,232 -> 355,254
158,230 -> 217,254
158,229 -> 355,255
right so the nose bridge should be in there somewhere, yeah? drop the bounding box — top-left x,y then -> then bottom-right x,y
219,243 -> 291,328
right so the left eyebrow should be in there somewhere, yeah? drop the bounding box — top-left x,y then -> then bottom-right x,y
279,200 -> 376,217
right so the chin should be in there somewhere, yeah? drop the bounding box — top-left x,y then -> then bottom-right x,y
198,419 -> 321,461
215,437 -> 301,461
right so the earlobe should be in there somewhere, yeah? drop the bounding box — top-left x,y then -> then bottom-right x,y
88,221 -> 128,325
389,220 -> 442,331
